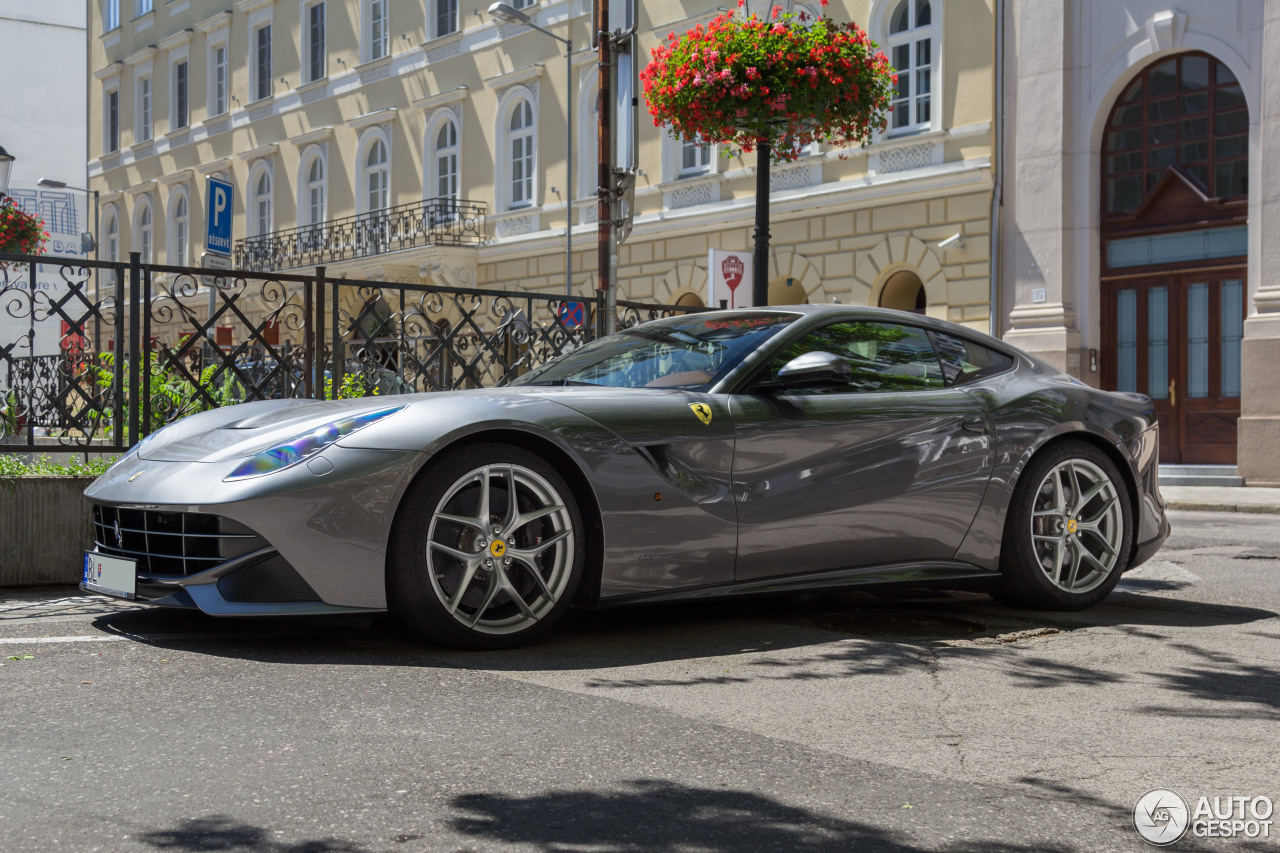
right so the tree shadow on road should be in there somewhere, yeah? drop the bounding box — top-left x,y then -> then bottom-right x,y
138,815 -> 370,852
447,779 -> 1081,853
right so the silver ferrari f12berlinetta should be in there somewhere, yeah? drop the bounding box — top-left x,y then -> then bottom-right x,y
83,306 -> 1169,648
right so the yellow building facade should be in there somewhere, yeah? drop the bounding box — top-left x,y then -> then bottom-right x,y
88,0 -> 995,328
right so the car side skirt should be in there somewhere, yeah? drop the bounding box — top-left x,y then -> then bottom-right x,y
594,561 -> 999,608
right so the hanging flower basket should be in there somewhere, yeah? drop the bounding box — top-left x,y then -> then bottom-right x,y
641,1 -> 896,163
0,197 -> 50,256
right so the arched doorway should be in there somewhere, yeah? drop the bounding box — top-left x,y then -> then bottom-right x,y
1099,52 -> 1248,464
878,269 -> 926,314
674,291 -> 705,308
767,276 -> 808,306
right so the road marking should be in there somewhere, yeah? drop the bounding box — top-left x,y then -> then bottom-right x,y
1,635 -> 125,645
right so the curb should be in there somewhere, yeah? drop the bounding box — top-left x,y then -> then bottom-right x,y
1166,501 -> 1280,515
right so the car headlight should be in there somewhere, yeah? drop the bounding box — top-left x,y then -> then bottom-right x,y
224,405 -> 405,481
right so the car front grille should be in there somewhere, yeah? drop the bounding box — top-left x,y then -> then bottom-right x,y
91,505 -> 267,577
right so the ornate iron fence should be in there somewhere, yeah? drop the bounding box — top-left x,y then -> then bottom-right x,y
0,252 -> 702,452
234,198 -> 487,272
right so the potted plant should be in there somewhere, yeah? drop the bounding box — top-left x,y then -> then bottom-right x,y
641,0 -> 896,162
0,197 -> 50,256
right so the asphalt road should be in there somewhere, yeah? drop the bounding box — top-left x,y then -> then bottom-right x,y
1,510 -> 1277,852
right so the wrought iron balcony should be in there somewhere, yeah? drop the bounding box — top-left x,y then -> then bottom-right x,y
233,197 -> 487,272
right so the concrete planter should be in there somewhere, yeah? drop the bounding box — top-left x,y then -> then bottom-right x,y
0,476 -> 96,586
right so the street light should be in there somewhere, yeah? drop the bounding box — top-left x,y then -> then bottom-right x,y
487,1 -> 573,301
0,145 -> 14,199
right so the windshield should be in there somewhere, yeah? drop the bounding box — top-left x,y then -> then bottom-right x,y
514,312 -> 797,390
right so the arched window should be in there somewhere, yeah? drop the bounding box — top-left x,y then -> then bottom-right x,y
169,192 -> 188,266
508,98 -> 535,209
305,155 -> 325,225
435,119 -> 459,202
1102,52 -> 1248,214
135,198 -> 153,261
365,137 -> 389,212
103,206 -> 119,262
251,168 -> 273,236
885,0 -> 936,133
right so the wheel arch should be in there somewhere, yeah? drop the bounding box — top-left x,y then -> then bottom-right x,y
385,427 -> 606,609
1015,430 -> 1142,564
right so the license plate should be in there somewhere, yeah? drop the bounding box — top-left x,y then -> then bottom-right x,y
82,551 -> 137,599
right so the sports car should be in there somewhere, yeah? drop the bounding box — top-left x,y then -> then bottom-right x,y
82,305 -> 1169,648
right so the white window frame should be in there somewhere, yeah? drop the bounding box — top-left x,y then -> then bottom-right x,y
104,84 -> 121,154
247,3 -> 275,104
680,138 -> 712,176
104,0 -> 120,31
364,0 -> 389,62
358,127 -> 392,213
248,161 -> 274,237
496,89 -> 537,211
136,71 -> 153,143
426,110 -> 461,222
136,0 -> 153,16
103,205 -> 120,262
297,144 -> 328,227
302,0 -> 327,83
134,196 -> 153,261
879,0 -> 940,136
431,0 -> 458,39
511,0 -> 533,9
168,188 -> 190,266
198,15 -> 232,120
169,48 -> 191,131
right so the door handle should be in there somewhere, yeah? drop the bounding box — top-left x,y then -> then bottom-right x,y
961,416 -> 987,433
1168,379 -> 1176,407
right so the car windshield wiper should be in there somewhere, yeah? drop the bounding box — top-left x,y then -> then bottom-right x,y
521,379 -> 601,386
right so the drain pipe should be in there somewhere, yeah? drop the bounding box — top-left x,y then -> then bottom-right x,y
989,0 -> 1005,338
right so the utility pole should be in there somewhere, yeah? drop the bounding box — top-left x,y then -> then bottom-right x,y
596,0 -> 613,338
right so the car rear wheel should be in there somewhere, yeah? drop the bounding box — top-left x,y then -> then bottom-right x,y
995,440 -> 1133,610
389,444 -> 583,649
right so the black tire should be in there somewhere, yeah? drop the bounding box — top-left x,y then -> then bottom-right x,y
389,443 -> 584,649
994,439 -> 1133,611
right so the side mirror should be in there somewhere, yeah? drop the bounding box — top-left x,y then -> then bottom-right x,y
764,351 -> 851,391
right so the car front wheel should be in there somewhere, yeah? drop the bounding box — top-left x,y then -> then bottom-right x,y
389,444 -> 583,649
995,440 -> 1133,610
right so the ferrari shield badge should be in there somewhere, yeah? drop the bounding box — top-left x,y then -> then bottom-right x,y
689,403 -> 713,425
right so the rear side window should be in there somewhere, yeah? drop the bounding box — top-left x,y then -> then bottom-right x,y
930,331 -> 1015,386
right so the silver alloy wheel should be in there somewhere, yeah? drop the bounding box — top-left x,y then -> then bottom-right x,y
425,462 -> 575,635
1029,458 -> 1124,594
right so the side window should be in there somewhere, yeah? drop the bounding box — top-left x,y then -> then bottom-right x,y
761,320 -> 944,393
930,331 -> 1014,386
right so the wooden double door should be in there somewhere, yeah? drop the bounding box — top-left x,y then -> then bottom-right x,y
1101,269 -> 1244,464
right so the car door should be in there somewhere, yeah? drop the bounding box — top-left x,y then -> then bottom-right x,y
729,318 -> 995,581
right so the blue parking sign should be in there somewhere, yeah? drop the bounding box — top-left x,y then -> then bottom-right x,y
559,301 -> 585,328
206,177 -> 234,256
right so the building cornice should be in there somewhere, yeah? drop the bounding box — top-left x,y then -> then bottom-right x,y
484,63 -> 544,91
240,142 -> 279,162
94,62 -> 124,81
234,0 -> 275,13
197,158 -> 233,175
124,46 -> 157,66
412,86 -> 468,111
158,27 -> 193,51
126,181 -> 157,197
157,169 -> 194,188
347,107 -> 398,131
195,11 -> 232,34
293,126 -> 334,146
